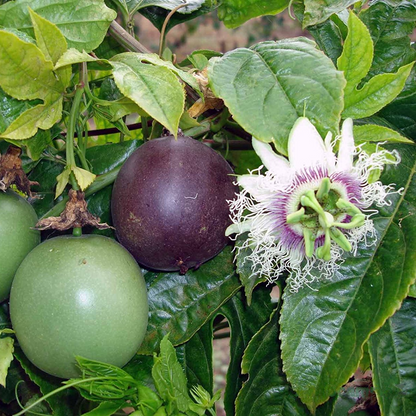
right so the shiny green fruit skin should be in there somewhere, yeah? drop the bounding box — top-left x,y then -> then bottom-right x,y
10,235 -> 149,379
0,190 -> 40,302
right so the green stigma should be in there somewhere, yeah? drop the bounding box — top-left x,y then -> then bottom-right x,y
286,178 -> 365,260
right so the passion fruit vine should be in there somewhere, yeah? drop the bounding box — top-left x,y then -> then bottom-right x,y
111,134 -> 238,272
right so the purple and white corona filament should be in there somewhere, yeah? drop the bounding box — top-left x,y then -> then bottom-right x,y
226,117 -> 401,291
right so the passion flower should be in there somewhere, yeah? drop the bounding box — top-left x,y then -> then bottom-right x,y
226,117 -> 401,291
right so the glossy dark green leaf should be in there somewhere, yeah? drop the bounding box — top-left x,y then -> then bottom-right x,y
208,39 -> 345,155
308,19 -> 344,65
176,321 -> 213,394
280,143 -> 416,412
138,247 -> 241,354
123,354 -> 155,390
368,298 -> 416,415
139,2 -> 216,32
0,87 -> 41,134
235,309 -> 310,416
379,65 -> 416,141
333,385 -> 372,416
235,234 -> 267,306
360,0 -> 416,79
220,286 -> 275,416
14,347 -> 80,416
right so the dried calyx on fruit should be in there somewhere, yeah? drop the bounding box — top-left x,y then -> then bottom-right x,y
111,133 -> 238,273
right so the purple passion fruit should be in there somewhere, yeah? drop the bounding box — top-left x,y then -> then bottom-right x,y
111,135 -> 238,272
10,235 -> 149,379
0,190 -> 40,302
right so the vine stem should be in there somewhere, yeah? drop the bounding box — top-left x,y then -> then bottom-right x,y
109,21 -> 151,54
13,376 -> 117,416
158,3 -> 188,57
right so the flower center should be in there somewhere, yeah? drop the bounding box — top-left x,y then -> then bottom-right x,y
286,178 -> 365,260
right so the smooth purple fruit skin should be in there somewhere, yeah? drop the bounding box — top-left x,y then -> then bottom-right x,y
111,135 -> 238,272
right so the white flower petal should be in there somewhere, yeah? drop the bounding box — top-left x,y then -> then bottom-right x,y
252,137 -> 290,175
324,131 -> 336,173
336,118 -> 354,172
225,219 -> 253,236
237,174 -> 274,200
288,117 -> 327,171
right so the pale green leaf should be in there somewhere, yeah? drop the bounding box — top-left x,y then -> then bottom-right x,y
303,0 -> 356,28
0,337 -> 14,387
0,94 -> 63,140
28,8 -> 66,65
81,401 -> 125,416
353,124 -> 412,144
0,30 -> 63,100
54,48 -> 111,70
55,167 -> 71,199
111,54 -> 185,136
152,335 -> 190,415
343,62 -> 414,119
0,0 -> 117,52
28,8 -> 71,87
129,52 -> 202,97
280,144 -> 416,412
7,129 -> 53,161
72,166 -> 96,191
208,39 -> 345,155
217,0 -> 289,29
337,12 -> 373,97
369,298 -> 416,415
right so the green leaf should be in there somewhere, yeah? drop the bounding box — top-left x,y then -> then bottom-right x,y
220,286 -> 276,416
28,8 -> 71,88
409,283 -> 416,298
152,335 -> 191,414
55,167 -> 71,198
0,30 -> 63,100
127,0 -> 205,14
139,2 -> 216,32
72,166 -> 96,191
82,401 -> 125,416
280,143 -> 416,412
176,321 -> 213,394
308,19 -> 344,65
0,87 -> 41,134
337,12 -> 373,98
123,354 -> 155,390
235,309 -> 310,416
111,54 -> 185,136
353,124 -> 412,144
7,129 -> 53,161
128,53 -> 202,96
0,336 -> 14,387
14,347 -> 80,416
378,66 -> 416,141
369,298 -> 416,415
138,247 -> 240,354
54,48 -> 112,71
0,0 -> 117,52
360,0 -> 416,79
208,39 -> 345,155
343,62 -> 414,119
303,0 -> 356,28
136,383 -> 163,416
235,234 -> 267,306
217,0 -> 289,29
0,94 -> 63,140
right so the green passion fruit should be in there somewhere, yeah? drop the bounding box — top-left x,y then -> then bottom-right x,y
0,190 -> 40,302
111,135 -> 238,272
10,235 -> 149,379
